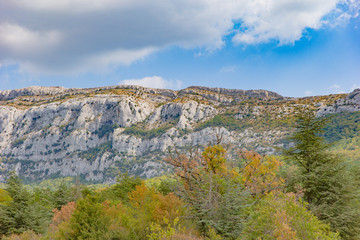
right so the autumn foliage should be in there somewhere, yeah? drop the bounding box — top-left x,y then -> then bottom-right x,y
238,150 -> 284,196
0,143 -> 345,240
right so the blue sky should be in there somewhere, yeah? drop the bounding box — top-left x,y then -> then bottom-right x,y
0,0 -> 359,97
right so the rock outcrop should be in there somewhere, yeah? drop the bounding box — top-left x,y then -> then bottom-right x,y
317,89 -> 360,116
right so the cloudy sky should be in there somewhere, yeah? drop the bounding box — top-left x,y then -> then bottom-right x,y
0,0 -> 359,96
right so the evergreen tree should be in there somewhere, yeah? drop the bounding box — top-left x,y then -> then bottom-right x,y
99,172 -> 142,203
60,195 -> 111,240
0,173 -> 51,236
283,108 -> 360,239
52,181 -> 73,210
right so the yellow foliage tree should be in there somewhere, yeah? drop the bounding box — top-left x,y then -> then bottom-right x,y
0,189 -> 12,206
239,150 -> 284,197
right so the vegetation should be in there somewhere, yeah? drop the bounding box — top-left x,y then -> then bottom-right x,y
322,112 -> 360,143
283,108 -> 360,239
0,173 -> 52,236
10,137 -> 26,148
194,112 -> 294,133
195,114 -> 242,131
1,143 -> 344,239
330,136 -> 360,163
94,124 -> 119,138
123,124 -> 173,139
1,108 -> 360,239
243,191 -> 340,240
77,142 -> 114,162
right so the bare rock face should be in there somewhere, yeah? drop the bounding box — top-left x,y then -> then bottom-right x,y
0,86 -> 70,101
0,85 -> 358,183
347,88 -> 360,104
317,88 -> 360,116
185,86 -> 283,99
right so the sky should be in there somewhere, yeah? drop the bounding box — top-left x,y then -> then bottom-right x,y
0,0 -> 359,97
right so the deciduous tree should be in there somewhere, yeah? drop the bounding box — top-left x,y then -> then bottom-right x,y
242,191 -> 340,240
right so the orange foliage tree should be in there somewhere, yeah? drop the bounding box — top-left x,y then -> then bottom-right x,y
129,183 -> 185,226
238,150 -> 284,197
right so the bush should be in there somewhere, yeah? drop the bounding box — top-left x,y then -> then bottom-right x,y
11,137 -> 26,148
94,124 -> 119,138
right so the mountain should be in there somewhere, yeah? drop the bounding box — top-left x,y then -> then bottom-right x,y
0,85 -> 359,183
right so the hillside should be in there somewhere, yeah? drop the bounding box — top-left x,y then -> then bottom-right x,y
0,85 -> 359,183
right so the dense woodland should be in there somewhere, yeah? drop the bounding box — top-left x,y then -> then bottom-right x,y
1,109 -> 360,239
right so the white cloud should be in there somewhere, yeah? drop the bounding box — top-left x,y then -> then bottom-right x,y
328,84 -> 346,94
232,0 -> 339,45
12,0 -> 122,12
329,84 -> 341,89
351,83 -> 360,91
119,76 -> 182,89
0,23 -> 62,55
331,0 -> 360,25
95,48 -> 156,67
0,0 -> 358,73
305,90 -> 312,96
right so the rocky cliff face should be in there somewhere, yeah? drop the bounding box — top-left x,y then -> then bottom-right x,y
0,86 -> 358,182
317,88 -> 360,116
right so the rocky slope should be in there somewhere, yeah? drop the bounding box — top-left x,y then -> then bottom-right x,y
0,85 -> 359,182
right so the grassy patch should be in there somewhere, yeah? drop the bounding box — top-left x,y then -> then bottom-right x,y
77,142 -> 114,162
123,124 -> 172,139
194,113 -> 294,132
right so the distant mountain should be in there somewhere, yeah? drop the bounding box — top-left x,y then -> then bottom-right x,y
1,85 -> 359,183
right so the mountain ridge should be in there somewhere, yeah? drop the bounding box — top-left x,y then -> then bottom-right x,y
0,85 -> 283,101
0,85 -> 359,183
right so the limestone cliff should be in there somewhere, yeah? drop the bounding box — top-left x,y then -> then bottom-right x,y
0,85 -> 358,182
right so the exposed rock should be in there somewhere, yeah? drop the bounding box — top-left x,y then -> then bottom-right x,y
0,86 -> 72,101
317,89 -> 360,116
0,85 -> 358,182
184,86 -> 283,99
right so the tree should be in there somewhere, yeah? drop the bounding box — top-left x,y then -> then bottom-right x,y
283,108 -> 360,239
242,191 -> 340,240
99,172 -> 142,203
0,173 -> 51,236
0,189 -> 12,206
46,201 -> 76,239
59,195 -> 111,240
239,150 -> 284,197
126,183 -> 186,239
166,145 -> 251,239
52,182 -> 73,210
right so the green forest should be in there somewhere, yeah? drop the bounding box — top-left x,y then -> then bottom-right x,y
1,110 -> 360,240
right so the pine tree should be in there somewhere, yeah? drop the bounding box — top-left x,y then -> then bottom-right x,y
283,108 -> 360,239
52,181 -> 73,210
0,173 -> 51,236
